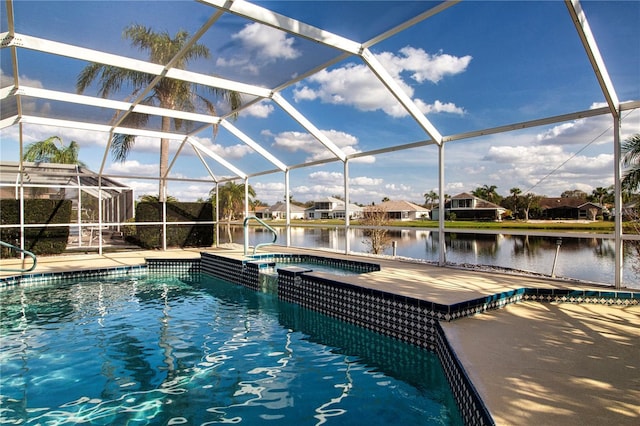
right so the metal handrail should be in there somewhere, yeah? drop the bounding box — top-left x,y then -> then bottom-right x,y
243,216 -> 278,255
0,240 -> 37,273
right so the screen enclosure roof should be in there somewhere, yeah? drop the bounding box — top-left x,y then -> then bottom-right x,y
1,0 -> 639,193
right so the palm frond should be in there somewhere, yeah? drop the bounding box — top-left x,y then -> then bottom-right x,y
111,133 -> 137,163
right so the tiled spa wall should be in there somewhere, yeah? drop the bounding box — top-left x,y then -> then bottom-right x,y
200,252 -> 494,426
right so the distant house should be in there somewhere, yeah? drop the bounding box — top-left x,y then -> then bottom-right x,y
254,205 -> 270,219
539,198 -> 604,220
254,202 -> 305,220
268,201 -> 305,220
431,192 -> 506,221
305,197 -> 363,219
366,200 -> 430,221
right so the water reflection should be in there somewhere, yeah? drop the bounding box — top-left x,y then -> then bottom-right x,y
232,226 -> 639,288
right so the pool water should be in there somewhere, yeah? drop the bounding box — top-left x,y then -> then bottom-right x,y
273,262 -> 364,276
0,274 -> 462,425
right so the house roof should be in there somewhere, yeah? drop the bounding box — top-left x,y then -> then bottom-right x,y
539,197 -> 603,209
268,201 -> 305,213
373,200 -> 429,212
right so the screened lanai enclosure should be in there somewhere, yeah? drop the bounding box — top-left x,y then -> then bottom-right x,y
1,0 -> 639,288
0,161 -> 133,248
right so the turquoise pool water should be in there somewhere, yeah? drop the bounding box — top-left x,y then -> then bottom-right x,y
0,274 -> 462,425
273,262 -> 364,276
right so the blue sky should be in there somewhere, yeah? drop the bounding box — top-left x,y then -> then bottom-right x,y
1,0 -> 639,205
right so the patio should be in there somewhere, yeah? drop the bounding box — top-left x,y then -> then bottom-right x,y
1,246 -> 638,425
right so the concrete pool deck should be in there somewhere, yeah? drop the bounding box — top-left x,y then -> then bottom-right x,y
1,245 -> 639,425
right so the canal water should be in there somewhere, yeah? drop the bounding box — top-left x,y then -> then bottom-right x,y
226,226 -> 639,289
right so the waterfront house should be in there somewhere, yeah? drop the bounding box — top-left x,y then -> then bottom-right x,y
539,198 -> 605,220
366,200 -> 430,221
305,197 -> 364,220
431,192 -> 506,221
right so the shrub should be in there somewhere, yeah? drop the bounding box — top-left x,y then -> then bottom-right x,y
135,202 -> 214,248
0,199 -> 71,256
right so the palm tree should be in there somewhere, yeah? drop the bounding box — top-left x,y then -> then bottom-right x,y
509,187 -> 521,218
590,187 -> 609,205
472,184 -> 499,203
622,133 -> 640,192
23,136 -> 86,166
139,194 -> 179,203
77,24 -> 242,202
210,181 -> 256,223
423,190 -> 438,208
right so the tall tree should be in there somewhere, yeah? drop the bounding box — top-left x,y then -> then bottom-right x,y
589,187 -> 610,205
504,187 -> 522,218
23,136 -> 85,166
472,185 -> 500,203
423,190 -> 438,208
77,24 -> 242,202
209,181 -> 256,223
622,133 -> 640,192
522,193 -> 541,222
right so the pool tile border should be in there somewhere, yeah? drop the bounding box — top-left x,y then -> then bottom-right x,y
0,264 -> 147,287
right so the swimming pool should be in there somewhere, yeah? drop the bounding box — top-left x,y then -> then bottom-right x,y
0,273 -> 463,425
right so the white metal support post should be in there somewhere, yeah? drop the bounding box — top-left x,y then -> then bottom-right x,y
285,169 -> 291,246
344,159 -> 350,254
613,115 -> 623,289
566,0 -> 622,288
162,199 -> 167,251
215,182 -> 220,247
76,169 -> 83,248
18,124 -> 25,258
244,177 -> 250,252
244,177 -> 249,219
438,143 -> 446,265
98,176 -> 103,255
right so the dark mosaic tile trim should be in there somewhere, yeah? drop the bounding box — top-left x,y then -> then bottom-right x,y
523,287 -> 640,305
146,258 -> 201,283
0,265 -> 147,288
247,253 -> 381,273
201,252 -> 248,287
435,321 -> 495,426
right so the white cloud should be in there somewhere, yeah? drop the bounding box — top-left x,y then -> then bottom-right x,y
191,136 -> 254,160
350,176 -> 383,186
308,171 -> 343,184
252,181 -> 286,203
378,47 -> 472,84
384,183 -> 412,192
271,129 -> 373,163
106,160 -> 158,176
292,47 -> 469,118
217,23 -> 300,73
536,103 -> 640,146
243,101 -> 275,118
233,23 -> 300,61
